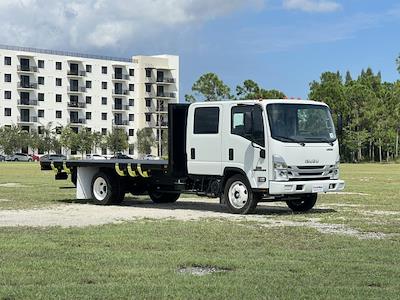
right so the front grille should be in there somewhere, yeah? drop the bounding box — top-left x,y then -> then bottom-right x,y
288,165 -> 334,181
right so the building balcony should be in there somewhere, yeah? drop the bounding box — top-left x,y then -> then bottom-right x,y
17,100 -> 38,106
112,104 -> 129,111
112,89 -> 130,96
156,92 -> 176,99
17,116 -> 38,123
67,102 -> 86,109
113,119 -> 129,126
145,77 -> 155,83
67,70 -> 86,77
112,74 -> 130,81
17,65 -> 38,73
156,77 -> 175,84
68,118 -> 86,125
17,82 -> 38,90
155,106 -> 168,113
68,86 -> 86,93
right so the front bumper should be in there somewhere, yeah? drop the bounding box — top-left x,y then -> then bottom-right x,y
269,179 -> 345,195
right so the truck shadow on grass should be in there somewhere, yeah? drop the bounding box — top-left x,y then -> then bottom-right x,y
58,197 -> 336,216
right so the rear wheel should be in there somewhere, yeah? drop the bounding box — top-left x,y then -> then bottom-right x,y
91,172 -> 124,205
148,190 -> 180,203
286,193 -> 317,212
224,174 -> 258,214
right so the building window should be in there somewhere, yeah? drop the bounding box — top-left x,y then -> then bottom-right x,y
38,60 -> 44,68
145,114 -> 151,122
4,56 -> 11,65
101,128 -> 107,135
129,144 -> 134,155
101,147 -> 107,155
38,93 -> 44,101
145,84 -> 151,93
129,99 -> 134,106
102,97 -> 107,105
38,126 -> 44,134
194,107 -> 220,134
86,112 -> 92,120
56,61 -> 62,70
129,129 -> 134,136
86,64 -> 92,73
129,84 -> 134,91
4,91 -> 11,99
4,74 -> 11,82
56,94 -> 62,102
145,99 -> 151,107
55,127 -> 62,134
86,80 -> 92,88
86,127 -> 92,132
86,96 -> 92,104
56,78 -> 62,86
101,113 -> 107,120
38,76 -> 45,85
129,114 -> 134,121
102,82 -> 107,89
56,110 -> 62,119
129,69 -> 134,76
145,68 -> 152,77
4,108 -> 11,116
102,66 -> 107,74
38,109 -> 44,118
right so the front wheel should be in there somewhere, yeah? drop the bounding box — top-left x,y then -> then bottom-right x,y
223,174 -> 258,214
91,172 -> 124,205
148,190 -> 180,203
286,193 -> 317,212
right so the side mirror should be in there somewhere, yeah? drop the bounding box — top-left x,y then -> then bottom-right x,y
244,111 -> 253,134
260,149 -> 266,159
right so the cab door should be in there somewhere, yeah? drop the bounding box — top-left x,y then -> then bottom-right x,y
222,104 -> 268,188
187,105 -> 222,175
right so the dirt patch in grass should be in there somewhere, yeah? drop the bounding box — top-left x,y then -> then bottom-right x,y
0,199 -> 390,240
177,265 -> 231,276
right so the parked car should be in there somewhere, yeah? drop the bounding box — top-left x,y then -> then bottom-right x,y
111,153 -> 132,159
86,154 -> 107,160
29,154 -> 40,162
0,155 -> 5,162
40,154 -> 67,170
143,154 -> 160,160
6,153 -> 32,162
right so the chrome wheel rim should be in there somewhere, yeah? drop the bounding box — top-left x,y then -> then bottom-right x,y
93,177 -> 108,201
228,181 -> 248,209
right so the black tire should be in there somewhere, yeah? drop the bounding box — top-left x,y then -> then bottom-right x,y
148,190 -> 180,203
286,193 -> 317,212
91,172 -> 125,205
223,174 -> 258,214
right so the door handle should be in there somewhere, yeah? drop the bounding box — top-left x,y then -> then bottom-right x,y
191,148 -> 195,159
229,148 -> 234,161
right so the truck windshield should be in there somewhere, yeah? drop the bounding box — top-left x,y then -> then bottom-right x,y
267,103 -> 336,143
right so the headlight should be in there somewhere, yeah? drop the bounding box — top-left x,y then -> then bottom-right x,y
331,157 -> 340,179
273,155 -> 289,181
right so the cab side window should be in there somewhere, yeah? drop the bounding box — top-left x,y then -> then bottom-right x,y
194,107 -> 219,134
231,105 -> 265,147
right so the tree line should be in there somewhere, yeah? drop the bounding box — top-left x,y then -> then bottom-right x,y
0,125 -> 157,157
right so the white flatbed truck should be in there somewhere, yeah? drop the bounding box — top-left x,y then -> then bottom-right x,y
43,99 -> 345,214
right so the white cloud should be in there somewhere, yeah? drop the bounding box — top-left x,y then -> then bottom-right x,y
283,0 -> 341,13
0,0 -> 264,52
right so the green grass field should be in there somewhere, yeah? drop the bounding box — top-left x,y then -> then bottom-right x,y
0,162 -> 399,299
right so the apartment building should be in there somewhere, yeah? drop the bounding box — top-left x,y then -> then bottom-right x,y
0,45 -> 179,157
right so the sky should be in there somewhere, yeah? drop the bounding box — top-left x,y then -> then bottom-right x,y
1,0 -> 400,99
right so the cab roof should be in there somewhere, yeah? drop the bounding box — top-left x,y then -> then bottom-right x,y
189,99 -> 328,107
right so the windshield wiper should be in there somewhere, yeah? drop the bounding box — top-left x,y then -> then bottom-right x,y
273,135 -> 305,146
304,137 -> 334,146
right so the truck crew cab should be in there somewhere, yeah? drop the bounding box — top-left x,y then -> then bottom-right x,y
44,99 -> 345,214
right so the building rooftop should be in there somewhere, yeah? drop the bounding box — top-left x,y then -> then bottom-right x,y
0,44 -> 132,63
